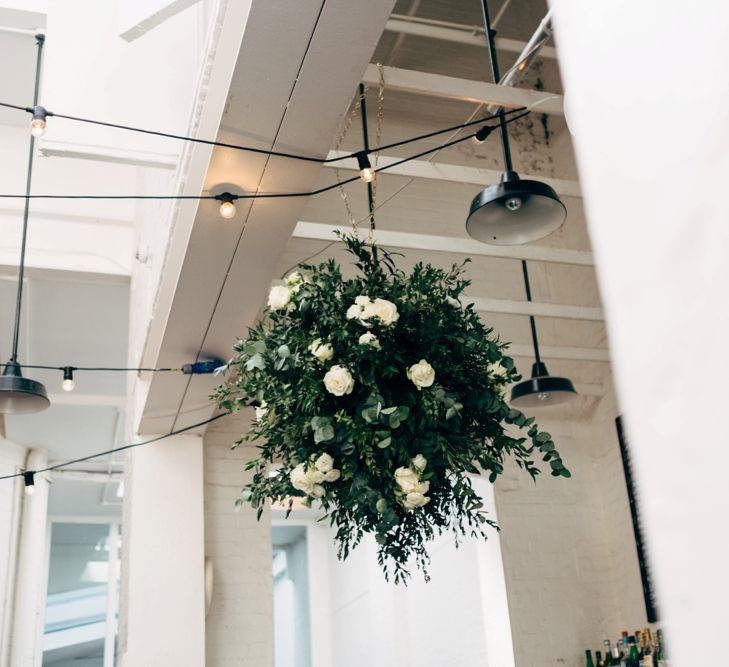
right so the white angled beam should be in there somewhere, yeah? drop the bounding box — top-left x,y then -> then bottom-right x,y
325,150 -> 581,198
468,296 -> 603,321
384,15 -> 558,59
508,344 -> 610,363
363,65 -> 564,115
292,222 -> 594,267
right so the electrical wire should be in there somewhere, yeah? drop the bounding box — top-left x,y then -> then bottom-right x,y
0,112 -> 529,204
0,412 -> 228,481
0,363 -> 180,372
0,100 -> 524,165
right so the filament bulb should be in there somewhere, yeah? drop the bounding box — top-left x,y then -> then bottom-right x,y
359,167 -> 375,183
219,200 -> 236,219
30,117 -> 46,137
62,367 -> 75,392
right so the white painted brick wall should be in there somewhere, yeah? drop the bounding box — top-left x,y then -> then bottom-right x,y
203,412 -> 274,666
495,389 -> 649,667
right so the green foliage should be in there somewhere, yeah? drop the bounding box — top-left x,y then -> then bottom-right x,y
213,233 -> 570,582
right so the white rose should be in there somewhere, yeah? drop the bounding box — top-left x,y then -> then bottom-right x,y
415,480 -> 430,495
284,271 -> 303,286
403,492 -> 430,510
406,359 -> 435,390
323,365 -> 355,396
308,469 -> 325,484
323,469 -> 341,482
254,400 -> 268,422
361,298 -> 399,326
310,484 -> 326,499
314,453 -> 334,473
394,466 -> 420,493
309,339 -> 334,362
488,361 -> 509,378
290,464 -> 312,493
355,295 -> 371,306
267,285 -> 292,310
346,304 -> 361,320
358,332 -> 380,348
411,454 -> 427,472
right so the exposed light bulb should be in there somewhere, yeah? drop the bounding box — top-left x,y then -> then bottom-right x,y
505,197 -> 523,211
30,105 -> 48,138
472,134 -> 486,145
359,167 -> 375,183
471,126 -> 492,145
30,118 -> 46,137
62,367 -> 75,392
219,200 -> 236,219
23,471 -> 35,495
537,392 -> 549,401
355,152 -> 375,183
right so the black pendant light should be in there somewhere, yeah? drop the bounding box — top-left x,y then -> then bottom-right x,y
0,34 -> 49,415
466,1 -> 567,246
510,260 -> 577,408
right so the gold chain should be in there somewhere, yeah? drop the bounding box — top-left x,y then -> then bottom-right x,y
333,63 -> 385,237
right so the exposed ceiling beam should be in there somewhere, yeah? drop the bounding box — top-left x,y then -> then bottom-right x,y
363,65 -> 564,115
137,0 -> 399,434
468,296 -> 603,322
0,214 -> 134,278
384,14 -> 557,58
293,222 -> 594,267
325,150 -> 581,198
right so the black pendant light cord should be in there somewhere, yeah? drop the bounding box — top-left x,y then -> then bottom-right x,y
359,83 -> 376,229
521,259 -> 542,366
9,34 -> 44,365
480,0 -> 514,173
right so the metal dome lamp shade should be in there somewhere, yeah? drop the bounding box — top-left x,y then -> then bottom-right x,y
0,35 -> 49,415
467,1 -> 567,246
510,261 -> 577,408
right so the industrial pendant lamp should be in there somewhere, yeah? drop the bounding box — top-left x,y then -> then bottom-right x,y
510,261 -> 577,407
466,1 -> 567,246
0,34 -> 49,415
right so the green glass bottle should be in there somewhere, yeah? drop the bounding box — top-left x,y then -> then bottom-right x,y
585,649 -> 596,667
625,637 -> 640,667
595,650 -> 603,666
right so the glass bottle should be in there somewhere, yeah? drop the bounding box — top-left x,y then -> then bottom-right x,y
603,640 -> 615,666
586,649 -> 596,667
595,650 -> 603,666
625,637 -> 640,667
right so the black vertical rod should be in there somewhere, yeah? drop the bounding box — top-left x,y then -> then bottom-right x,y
479,0 -> 514,173
10,34 -> 45,363
358,83 -> 376,229
521,259 -> 542,366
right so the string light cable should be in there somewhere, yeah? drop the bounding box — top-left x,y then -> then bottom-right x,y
0,360 -> 225,393
0,111 -> 530,209
3,412 -> 229,490
0,99 -> 525,166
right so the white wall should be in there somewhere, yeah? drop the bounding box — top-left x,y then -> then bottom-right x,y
203,412 -> 274,665
0,438 -> 25,667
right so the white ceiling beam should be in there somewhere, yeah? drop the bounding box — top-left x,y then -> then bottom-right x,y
363,65 -> 564,115
293,222 -> 594,267
325,150 -> 581,198
137,0 -> 399,434
0,214 -> 134,278
468,296 -> 603,321
384,15 -> 557,58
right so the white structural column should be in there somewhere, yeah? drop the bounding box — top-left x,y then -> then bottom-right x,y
118,434 -> 205,666
551,1 -> 729,664
9,449 -> 49,667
